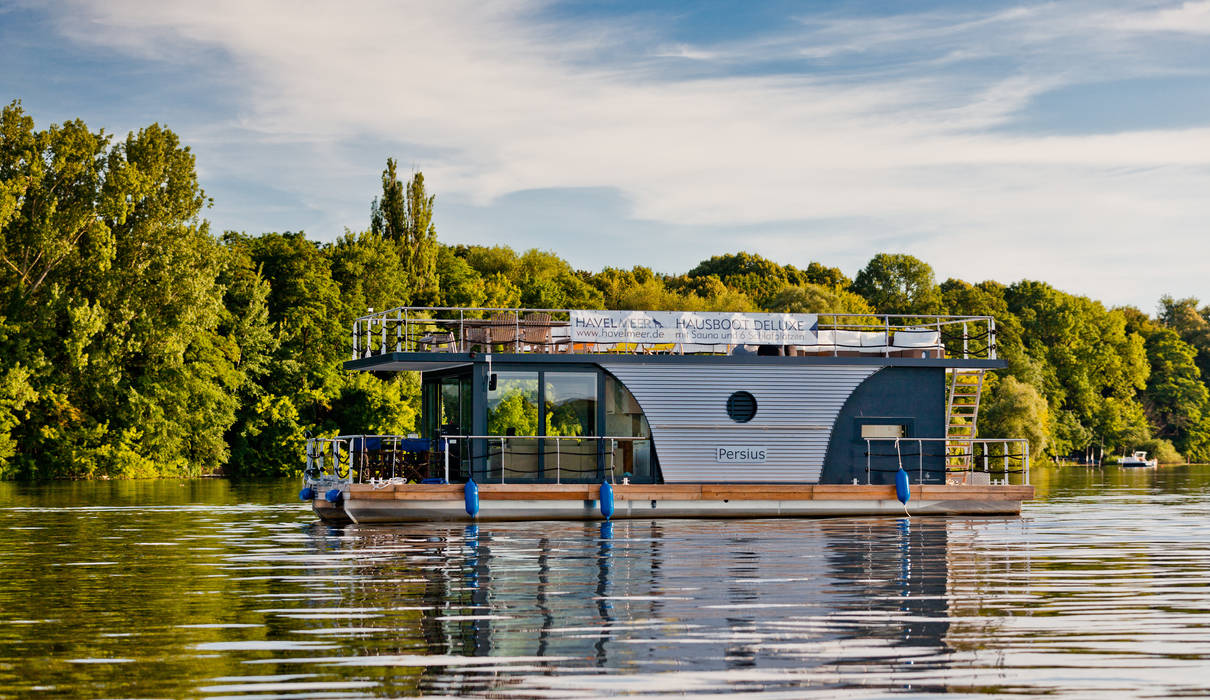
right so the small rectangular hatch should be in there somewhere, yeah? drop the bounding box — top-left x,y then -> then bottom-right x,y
861,424 -> 906,439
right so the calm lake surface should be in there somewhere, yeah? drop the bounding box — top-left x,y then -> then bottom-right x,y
2,466 -> 1210,698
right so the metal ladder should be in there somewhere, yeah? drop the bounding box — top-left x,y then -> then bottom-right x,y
945,369 -> 985,474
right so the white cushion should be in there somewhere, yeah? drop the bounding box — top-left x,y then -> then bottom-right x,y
893,329 -> 941,348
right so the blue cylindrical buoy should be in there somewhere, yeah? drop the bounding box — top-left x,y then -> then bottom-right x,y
299,486 -> 316,501
324,488 -> 343,504
464,478 -> 480,517
599,481 -> 615,520
895,467 -> 911,505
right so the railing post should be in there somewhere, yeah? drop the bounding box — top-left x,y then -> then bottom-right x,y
556,436 -> 561,485
865,438 -> 871,484
962,322 -> 968,359
395,311 -> 402,352
832,315 -> 838,357
610,439 -> 617,482
918,438 -> 923,484
444,439 -> 450,483
500,437 -> 506,483
1024,442 -> 1030,485
884,316 -> 890,358
352,321 -> 358,360
380,316 -> 386,354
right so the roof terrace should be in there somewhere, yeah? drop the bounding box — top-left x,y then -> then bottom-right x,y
350,306 -> 997,362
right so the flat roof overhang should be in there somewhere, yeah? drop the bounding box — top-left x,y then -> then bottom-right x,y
344,352 -> 1008,372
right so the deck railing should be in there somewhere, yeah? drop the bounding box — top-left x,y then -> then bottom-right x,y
349,306 -> 997,361
864,437 -> 1030,486
305,435 -> 434,483
304,434 -> 646,486
306,434 -> 1029,489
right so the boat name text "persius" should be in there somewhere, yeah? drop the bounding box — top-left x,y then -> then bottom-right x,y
715,447 -> 767,463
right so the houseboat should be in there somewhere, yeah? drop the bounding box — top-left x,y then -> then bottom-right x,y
301,307 -> 1033,523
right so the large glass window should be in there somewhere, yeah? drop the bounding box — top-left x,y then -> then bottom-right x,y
544,372 -> 598,481
487,372 -> 540,479
472,369 -> 654,483
422,381 -> 440,439
459,376 -> 473,435
441,377 -> 461,433
605,374 -> 653,483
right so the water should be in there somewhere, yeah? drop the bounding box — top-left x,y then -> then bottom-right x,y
1,467 -> 1210,698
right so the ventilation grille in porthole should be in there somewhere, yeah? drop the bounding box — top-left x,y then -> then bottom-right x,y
726,391 -> 758,423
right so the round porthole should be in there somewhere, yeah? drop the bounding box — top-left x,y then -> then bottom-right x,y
726,391 -> 757,423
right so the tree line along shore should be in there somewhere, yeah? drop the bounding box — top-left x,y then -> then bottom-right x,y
2,102 -> 1208,479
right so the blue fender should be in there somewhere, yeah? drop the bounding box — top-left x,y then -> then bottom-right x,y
299,486 -> 316,501
895,467 -> 911,505
324,488 -> 343,504
599,481 -> 615,520
464,478 -> 480,518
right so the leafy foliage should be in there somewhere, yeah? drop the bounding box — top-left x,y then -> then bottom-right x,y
851,253 -> 942,315
5,104 -> 1210,478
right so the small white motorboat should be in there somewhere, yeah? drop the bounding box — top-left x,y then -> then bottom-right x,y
1118,450 -> 1158,468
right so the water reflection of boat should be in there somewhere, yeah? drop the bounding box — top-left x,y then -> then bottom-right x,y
326,517 -> 970,695
1118,451 -> 1158,468
301,307 -> 1033,522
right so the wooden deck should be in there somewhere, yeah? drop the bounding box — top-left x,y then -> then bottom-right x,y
347,482 -> 1034,502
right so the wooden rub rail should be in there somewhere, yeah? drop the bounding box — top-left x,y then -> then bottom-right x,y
348,483 -> 1035,502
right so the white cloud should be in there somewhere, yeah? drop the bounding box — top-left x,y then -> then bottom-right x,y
38,0 -> 1210,307
1110,0 -> 1210,33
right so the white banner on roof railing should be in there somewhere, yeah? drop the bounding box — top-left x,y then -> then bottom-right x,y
569,311 -> 818,346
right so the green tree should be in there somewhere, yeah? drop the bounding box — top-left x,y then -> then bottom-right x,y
516,249 -> 604,310
1158,295 -> 1210,380
436,246 -> 486,308
236,232 -> 345,396
0,105 -> 245,478
851,253 -> 942,315
685,252 -> 832,307
804,261 -> 850,289
330,229 -> 410,316
370,160 -> 439,305
1142,328 -> 1210,459
1005,281 -> 1149,456
980,376 -> 1049,457
767,283 -> 873,315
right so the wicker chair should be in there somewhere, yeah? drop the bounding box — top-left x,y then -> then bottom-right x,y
418,331 -> 455,352
489,312 -> 519,349
521,312 -> 552,352
461,323 -> 490,352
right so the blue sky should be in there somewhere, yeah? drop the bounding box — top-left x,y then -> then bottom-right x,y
4,0 -> 1210,309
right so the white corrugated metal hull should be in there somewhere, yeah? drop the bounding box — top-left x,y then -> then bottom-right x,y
600,363 -> 881,483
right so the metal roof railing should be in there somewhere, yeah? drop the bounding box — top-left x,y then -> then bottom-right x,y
350,306 -> 997,361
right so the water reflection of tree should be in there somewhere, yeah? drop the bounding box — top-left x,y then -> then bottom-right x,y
487,389 -> 537,435
487,390 -> 592,436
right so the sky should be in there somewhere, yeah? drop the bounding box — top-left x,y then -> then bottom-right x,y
2,0 -> 1210,310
